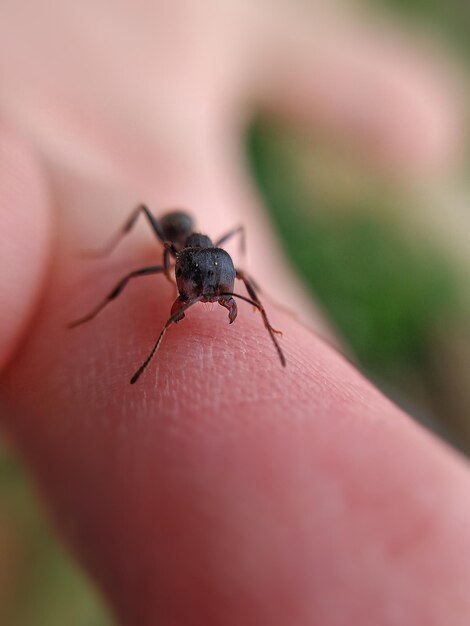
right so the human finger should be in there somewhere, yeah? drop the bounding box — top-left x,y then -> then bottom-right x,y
1,176 -> 470,625
0,122 -> 52,372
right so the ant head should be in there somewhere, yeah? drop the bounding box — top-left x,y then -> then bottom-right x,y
160,210 -> 194,246
175,248 -> 235,299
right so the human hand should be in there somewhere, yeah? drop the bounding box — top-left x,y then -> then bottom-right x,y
0,1 -> 469,624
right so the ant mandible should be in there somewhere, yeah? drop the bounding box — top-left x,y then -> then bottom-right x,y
69,204 -> 286,384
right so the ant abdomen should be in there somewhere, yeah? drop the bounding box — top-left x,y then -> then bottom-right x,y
160,210 -> 194,247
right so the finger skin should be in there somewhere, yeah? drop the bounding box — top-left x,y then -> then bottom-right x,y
0,124 -> 51,371
1,246 -> 470,626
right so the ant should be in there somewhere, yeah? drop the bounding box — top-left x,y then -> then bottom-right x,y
69,204 -> 286,384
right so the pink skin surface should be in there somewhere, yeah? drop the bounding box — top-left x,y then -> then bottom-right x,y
0,2 -> 469,625
0,126 -> 51,370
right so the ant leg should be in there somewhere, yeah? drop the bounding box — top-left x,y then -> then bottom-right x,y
222,290 -> 286,366
82,204 -> 170,258
130,297 -> 201,384
236,269 -> 269,313
68,265 -> 164,328
215,225 -> 245,258
163,243 -> 178,289
234,270 -> 286,366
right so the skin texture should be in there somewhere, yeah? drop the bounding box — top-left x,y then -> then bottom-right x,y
0,125 -> 51,371
0,1 -> 469,625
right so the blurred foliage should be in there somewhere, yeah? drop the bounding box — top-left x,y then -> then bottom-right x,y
247,122 -> 462,383
370,0 -> 470,57
0,446 -> 112,626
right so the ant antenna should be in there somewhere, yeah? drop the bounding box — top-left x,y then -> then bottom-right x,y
221,292 -> 286,367
130,297 -> 201,384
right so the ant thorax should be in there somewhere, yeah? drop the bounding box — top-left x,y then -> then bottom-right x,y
175,247 -> 235,301
183,233 -> 213,248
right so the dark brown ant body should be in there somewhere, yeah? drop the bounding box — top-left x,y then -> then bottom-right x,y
69,205 -> 285,384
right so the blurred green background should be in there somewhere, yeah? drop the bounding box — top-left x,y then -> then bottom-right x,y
1,0 -> 470,624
